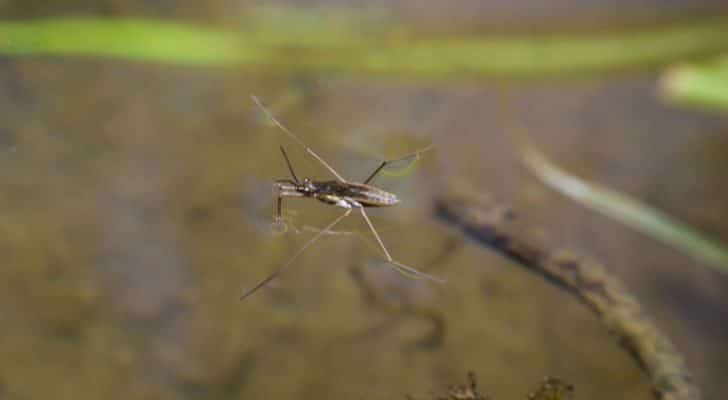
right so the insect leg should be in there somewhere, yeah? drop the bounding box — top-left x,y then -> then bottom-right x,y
276,195 -> 283,221
240,208 -> 353,300
363,144 -> 434,185
358,207 -> 446,283
273,179 -> 304,223
251,95 -> 347,182
298,224 -> 383,257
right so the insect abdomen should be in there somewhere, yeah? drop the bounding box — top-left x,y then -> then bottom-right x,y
315,181 -> 399,207
353,186 -> 399,207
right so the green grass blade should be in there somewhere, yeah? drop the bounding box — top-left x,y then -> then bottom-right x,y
0,18 -> 252,65
522,146 -> 728,275
1,15 -> 728,78
661,57 -> 728,111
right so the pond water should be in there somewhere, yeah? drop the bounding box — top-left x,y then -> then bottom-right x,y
1,3 -> 727,400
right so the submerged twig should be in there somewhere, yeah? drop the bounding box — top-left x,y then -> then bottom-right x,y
409,373 -> 574,400
434,193 -> 700,400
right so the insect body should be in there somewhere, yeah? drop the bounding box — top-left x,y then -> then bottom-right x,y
241,96 -> 444,300
277,179 -> 400,209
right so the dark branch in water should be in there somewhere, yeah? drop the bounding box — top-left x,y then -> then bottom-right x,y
434,193 -> 701,400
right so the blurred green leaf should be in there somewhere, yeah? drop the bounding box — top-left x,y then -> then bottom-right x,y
0,18 -> 253,65
661,57 -> 728,111
522,145 -> 728,276
1,15 -> 728,78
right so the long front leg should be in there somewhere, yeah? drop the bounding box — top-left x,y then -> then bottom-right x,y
276,195 -> 283,221
241,208 -> 353,300
270,194 -> 294,234
273,185 -> 305,231
358,207 -> 445,283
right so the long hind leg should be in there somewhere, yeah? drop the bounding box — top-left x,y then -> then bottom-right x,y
358,207 -> 445,283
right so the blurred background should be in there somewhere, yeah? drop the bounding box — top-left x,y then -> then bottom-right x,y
1,1 -> 727,399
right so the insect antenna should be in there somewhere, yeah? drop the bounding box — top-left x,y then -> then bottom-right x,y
279,145 -> 300,184
251,95 -> 347,182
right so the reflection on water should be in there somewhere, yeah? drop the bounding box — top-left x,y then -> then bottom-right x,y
100,162 -> 193,394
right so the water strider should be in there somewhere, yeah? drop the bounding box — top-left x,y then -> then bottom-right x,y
241,95 -> 445,300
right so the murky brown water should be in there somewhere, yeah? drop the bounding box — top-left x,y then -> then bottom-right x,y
1,3 -> 727,400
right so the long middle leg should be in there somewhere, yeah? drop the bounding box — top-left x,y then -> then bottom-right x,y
252,95 -> 347,182
358,207 -> 445,283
